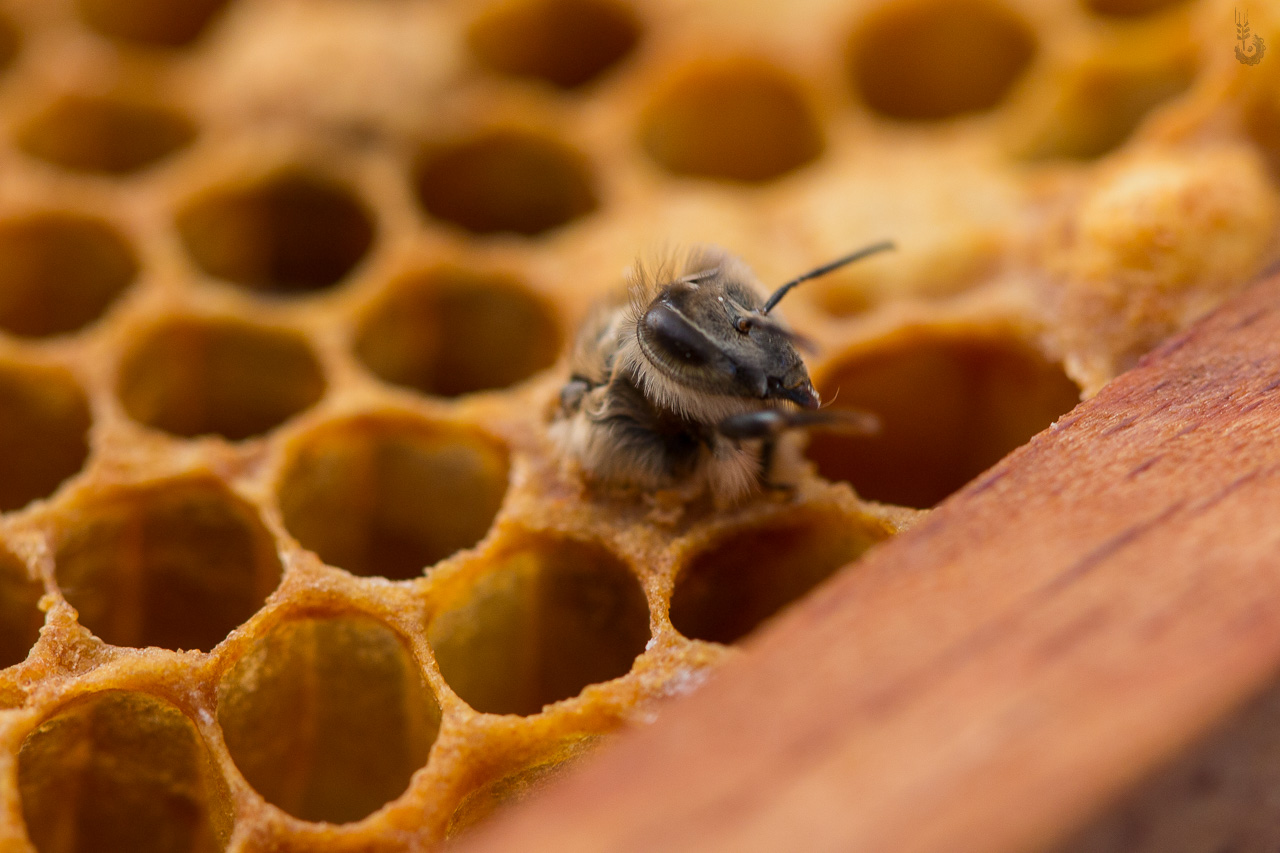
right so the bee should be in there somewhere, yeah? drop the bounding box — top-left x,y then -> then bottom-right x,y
551,241 -> 894,503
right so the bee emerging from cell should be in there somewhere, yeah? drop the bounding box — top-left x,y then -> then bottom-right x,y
552,241 -> 893,505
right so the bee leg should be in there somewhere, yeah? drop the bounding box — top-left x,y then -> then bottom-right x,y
718,408 -> 880,490
717,410 -> 797,492
756,437 -> 794,494
559,376 -> 593,414
718,408 -> 880,441
717,410 -> 788,441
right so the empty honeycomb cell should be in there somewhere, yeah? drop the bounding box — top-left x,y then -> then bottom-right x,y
811,283 -> 877,319
177,171 -> 375,295
116,317 -> 325,441
669,509 -> 884,645
638,57 -> 824,183
447,736 -> 601,837
354,266 -> 562,397
53,476 -> 283,652
218,614 -> 440,824
0,362 -> 91,514
849,0 -> 1036,121
0,14 -> 19,74
0,214 -> 138,339
18,95 -> 196,175
1019,60 -> 1195,161
428,533 -> 650,715
18,690 -> 229,853
413,130 -> 598,236
278,415 -> 509,580
1082,0 -> 1188,16
1245,90 -> 1280,179
75,0 -> 233,47
806,331 -> 1081,508
0,545 -> 43,668
468,0 -> 640,89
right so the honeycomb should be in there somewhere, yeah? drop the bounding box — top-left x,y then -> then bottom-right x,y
0,0 -> 1276,849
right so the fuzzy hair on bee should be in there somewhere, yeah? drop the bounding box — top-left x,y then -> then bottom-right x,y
551,241 -> 893,503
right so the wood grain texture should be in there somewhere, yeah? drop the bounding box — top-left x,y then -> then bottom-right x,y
1055,667 -> 1280,853
455,270 -> 1280,853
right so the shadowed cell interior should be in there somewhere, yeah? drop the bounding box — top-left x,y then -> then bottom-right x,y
430,534 -> 650,715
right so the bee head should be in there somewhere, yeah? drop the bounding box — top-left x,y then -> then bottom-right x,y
634,242 -> 894,410
637,265 -> 820,408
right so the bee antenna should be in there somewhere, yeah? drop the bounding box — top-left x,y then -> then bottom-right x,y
760,240 -> 895,315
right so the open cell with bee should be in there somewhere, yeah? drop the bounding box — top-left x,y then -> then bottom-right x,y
552,242 -> 890,504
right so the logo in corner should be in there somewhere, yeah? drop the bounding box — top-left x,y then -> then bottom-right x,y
1236,9 -> 1266,65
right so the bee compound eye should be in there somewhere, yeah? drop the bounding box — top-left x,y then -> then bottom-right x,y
643,302 -> 716,367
